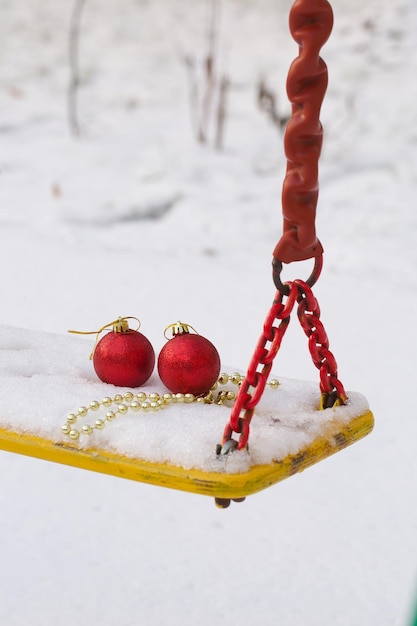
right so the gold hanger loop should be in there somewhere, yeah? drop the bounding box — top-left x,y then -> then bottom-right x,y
163,321 -> 199,340
68,316 -> 141,359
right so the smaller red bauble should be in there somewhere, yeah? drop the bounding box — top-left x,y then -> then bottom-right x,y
158,322 -> 221,396
93,318 -> 155,387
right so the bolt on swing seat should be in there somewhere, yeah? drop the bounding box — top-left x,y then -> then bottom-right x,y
0,0 -> 373,506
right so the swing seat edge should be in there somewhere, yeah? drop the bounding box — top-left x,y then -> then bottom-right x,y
0,409 -> 373,499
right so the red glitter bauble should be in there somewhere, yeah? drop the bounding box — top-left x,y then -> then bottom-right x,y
93,330 -> 155,387
158,331 -> 221,395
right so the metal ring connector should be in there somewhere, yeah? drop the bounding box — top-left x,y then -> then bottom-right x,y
272,254 -> 323,295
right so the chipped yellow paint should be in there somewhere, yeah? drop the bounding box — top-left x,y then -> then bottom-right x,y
0,410 -> 373,498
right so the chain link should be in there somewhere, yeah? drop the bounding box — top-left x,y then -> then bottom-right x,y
294,279 -> 347,405
222,285 -> 298,450
221,280 -> 346,451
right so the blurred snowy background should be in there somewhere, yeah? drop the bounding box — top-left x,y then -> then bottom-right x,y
0,1 -> 416,625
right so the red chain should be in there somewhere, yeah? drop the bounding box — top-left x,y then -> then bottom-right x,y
273,0 -> 333,264
219,1 -> 344,455
221,281 -> 346,451
294,279 -> 347,406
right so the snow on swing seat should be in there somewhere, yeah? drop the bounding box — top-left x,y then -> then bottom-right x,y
0,324 -> 373,499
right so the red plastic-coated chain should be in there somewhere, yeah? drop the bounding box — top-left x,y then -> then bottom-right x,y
222,284 -> 299,450
219,1 -> 344,456
221,281 -> 346,450
273,0 -> 333,265
294,279 -> 346,405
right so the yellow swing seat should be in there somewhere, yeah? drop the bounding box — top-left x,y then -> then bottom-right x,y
0,408 -> 373,499
0,325 -> 373,501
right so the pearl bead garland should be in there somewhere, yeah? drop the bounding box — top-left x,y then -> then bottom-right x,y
61,372 -> 280,440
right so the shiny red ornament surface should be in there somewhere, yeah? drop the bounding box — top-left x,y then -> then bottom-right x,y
93,330 -> 155,387
158,333 -> 221,396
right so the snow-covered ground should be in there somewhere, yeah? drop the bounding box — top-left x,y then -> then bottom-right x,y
0,0 -> 416,624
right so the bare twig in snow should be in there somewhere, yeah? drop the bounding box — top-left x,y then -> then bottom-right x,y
182,0 -> 229,150
215,75 -> 230,151
257,79 -> 289,131
183,54 -> 200,141
197,0 -> 220,143
68,0 -> 87,137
